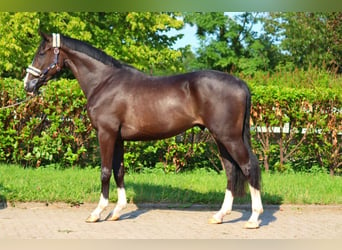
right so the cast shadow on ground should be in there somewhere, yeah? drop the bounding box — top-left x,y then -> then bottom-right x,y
110,182 -> 281,227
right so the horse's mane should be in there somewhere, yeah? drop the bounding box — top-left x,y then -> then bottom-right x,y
61,35 -> 133,69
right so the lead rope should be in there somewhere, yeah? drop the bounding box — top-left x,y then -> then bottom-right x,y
0,96 -> 34,110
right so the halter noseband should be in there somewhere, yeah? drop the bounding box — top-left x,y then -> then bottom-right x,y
26,33 -> 61,79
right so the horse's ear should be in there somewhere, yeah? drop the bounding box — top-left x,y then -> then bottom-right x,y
39,30 -> 51,42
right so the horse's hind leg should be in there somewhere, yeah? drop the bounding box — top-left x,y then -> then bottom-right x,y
245,183 -> 263,229
209,142 -> 234,224
211,138 -> 263,228
226,139 -> 263,228
106,138 -> 127,221
240,149 -> 263,228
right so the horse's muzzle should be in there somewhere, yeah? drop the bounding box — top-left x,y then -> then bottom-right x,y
24,78 -> 41,95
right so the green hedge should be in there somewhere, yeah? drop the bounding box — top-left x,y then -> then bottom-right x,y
0,78 -> 97,167
1,71 -> 341,174
250,84 -> 341,175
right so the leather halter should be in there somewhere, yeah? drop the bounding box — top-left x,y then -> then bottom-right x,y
26,33 -> 61,79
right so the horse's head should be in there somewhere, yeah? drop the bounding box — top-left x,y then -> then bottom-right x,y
24,32 -> 64,95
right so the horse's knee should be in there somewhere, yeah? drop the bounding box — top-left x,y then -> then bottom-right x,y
101,167 -> 112,183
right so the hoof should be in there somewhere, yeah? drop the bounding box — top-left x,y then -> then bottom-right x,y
85,215 -> 100,223
208,217 -> 222,224
244,221 -> 260,229
106,213 -> 120,221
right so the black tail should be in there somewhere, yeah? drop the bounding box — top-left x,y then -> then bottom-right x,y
243,87 -> 261,190
230,85 -> 261,197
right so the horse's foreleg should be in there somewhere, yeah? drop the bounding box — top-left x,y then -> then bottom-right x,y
244,184 -> 263,229
107,187 -> 127,221
86,168 -> 111,222
86,130 -> 116,223
86,192 -> 109,223
107,138 -> 127,221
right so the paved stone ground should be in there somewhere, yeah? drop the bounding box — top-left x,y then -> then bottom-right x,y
0,202 -> 341,239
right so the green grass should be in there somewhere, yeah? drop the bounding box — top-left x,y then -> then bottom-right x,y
0,164 -> 341,205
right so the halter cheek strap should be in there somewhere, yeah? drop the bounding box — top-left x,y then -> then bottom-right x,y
26,33 -> 61,78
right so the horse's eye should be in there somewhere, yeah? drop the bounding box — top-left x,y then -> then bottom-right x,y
39,46 -> 50,55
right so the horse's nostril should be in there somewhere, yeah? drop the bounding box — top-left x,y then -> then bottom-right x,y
31,78 -> 39,85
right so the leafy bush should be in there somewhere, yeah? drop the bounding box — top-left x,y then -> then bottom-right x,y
247,68 -> 342,175
124,128 -> 220,173
0,78 -> 98,168
0,69 -> 341,175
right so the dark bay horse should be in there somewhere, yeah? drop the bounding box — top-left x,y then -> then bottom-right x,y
24,32 -> 263,229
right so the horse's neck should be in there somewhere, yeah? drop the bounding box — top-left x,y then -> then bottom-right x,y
63,49 -> 115,99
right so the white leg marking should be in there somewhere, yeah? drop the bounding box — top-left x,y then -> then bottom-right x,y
107,188 -> 127,221
210,189 -> 234,223
245,184 -> 263,228
114,187 -> 127,213
90,193 -> 109,219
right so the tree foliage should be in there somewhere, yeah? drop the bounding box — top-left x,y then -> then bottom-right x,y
183,12 -> 342,75
263,12 -> 342,73
184,12 -> 281,74
2,12 -> 342,77
0,12 -> 184,78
